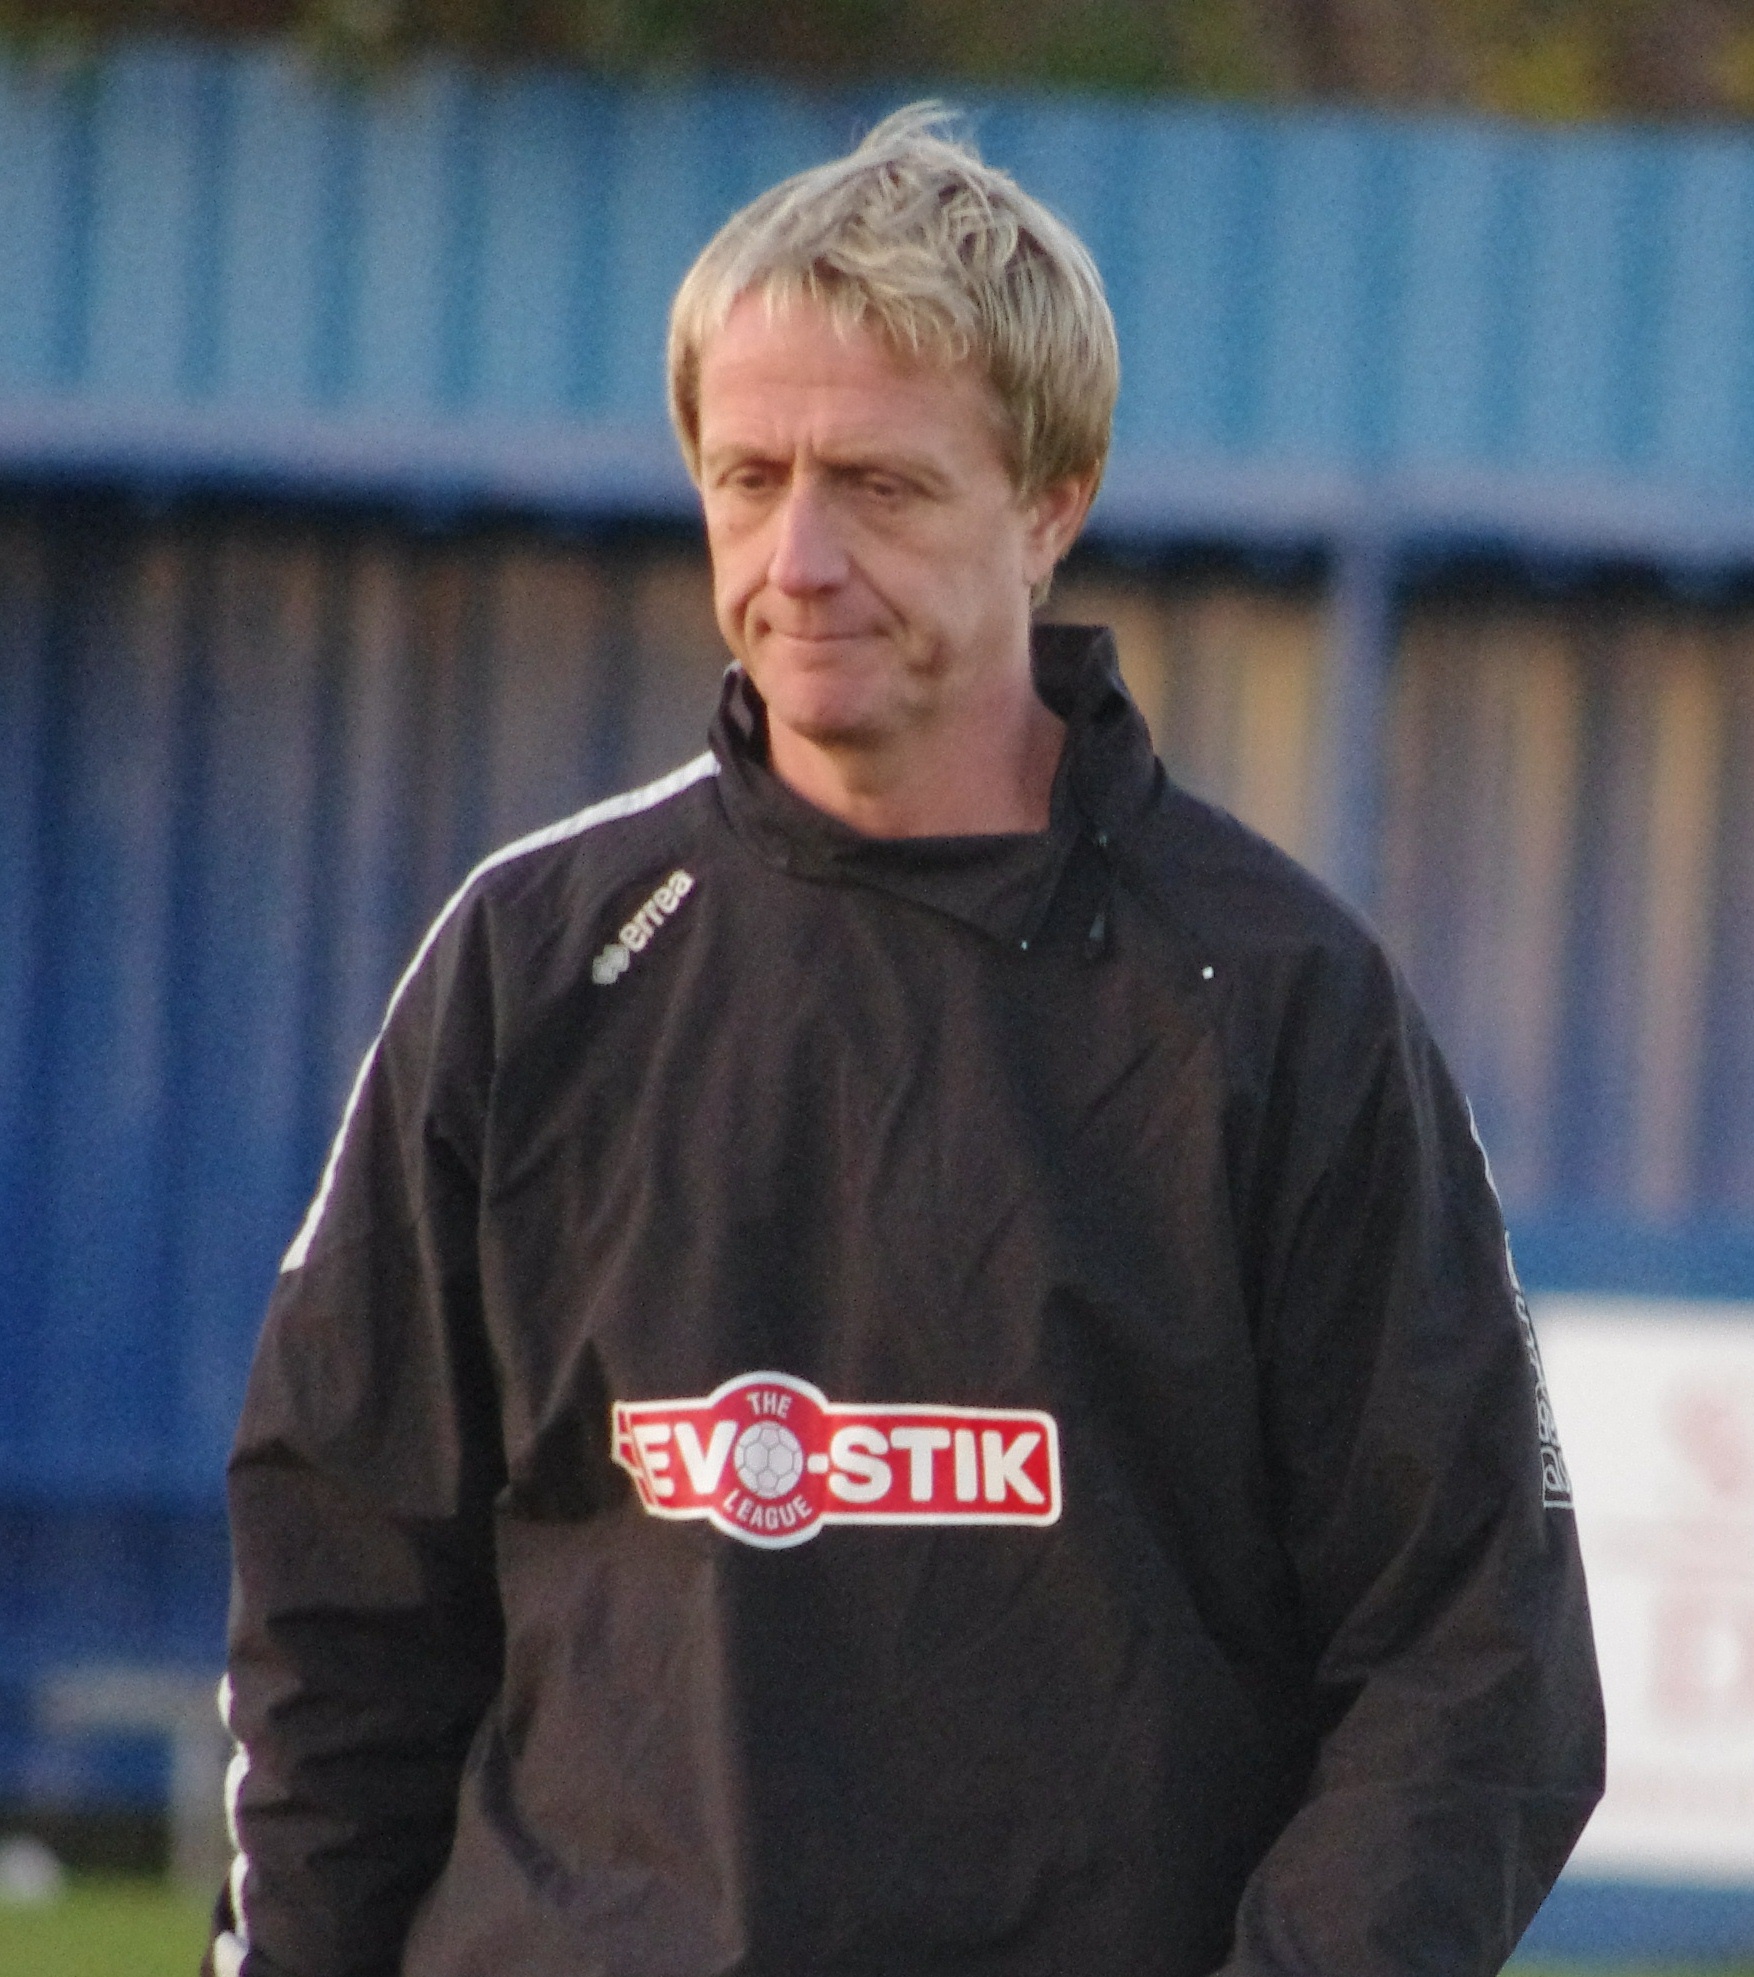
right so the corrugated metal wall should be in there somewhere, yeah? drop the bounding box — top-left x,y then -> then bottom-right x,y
0,496 -> 730,1501
1382,585 -> 1754,1223
10,43 -> 1754,541
0,496 -> 718,1808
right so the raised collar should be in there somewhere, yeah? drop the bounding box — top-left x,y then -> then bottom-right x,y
708,623 -> 1160,944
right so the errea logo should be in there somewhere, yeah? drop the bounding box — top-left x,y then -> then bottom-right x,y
592,869 -> 695,985
613,1370 -> 1062,1549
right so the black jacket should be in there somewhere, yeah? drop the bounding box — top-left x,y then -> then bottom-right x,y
211,625 -> 1603,1977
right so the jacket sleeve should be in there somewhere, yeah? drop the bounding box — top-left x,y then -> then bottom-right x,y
1218,939 -> 1604,1977
206,902 -> 506,1977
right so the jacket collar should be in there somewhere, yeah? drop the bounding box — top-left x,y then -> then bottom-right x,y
1027,621 -> 1161,841
708,623 -> 1160,943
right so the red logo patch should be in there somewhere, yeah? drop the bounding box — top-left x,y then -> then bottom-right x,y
613,1371 -> 1062,1550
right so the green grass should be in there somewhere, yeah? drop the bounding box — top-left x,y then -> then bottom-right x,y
0,1875 -> 212,1977
0,1888 -> 1747,1977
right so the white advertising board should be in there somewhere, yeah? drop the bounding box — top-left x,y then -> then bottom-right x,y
1533,1297 -> 1754,1884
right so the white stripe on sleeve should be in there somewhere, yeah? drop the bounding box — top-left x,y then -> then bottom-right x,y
214,1672 -> 251,1973
281,753 -> 718,1274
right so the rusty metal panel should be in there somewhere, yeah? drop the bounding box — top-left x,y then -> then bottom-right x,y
1380,585 -> 1754,1229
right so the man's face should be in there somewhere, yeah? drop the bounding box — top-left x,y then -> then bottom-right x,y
696,295 -> 1083,764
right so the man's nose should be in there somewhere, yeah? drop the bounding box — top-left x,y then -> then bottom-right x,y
768,480 -> 849,593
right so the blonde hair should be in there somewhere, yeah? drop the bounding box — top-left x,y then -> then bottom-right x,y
667,102 -> 1119,500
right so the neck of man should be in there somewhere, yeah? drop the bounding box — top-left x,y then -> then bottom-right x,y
765,663 -> 1067,839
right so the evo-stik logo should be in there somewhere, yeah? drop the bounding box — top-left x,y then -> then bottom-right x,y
614,1370 -> 1063,1549
592,869 -> 695,985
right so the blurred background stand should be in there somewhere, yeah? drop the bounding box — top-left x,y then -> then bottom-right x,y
37,1667 -> 228,1896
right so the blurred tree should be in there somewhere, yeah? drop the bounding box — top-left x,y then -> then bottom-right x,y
5,0 -> 1754,121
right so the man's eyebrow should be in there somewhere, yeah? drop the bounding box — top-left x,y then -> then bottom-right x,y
813,443 -> 956,493
701,439 -> 954,492
700,440 -> 785,471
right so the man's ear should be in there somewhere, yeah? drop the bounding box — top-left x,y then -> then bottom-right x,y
1022,471 -> 1100,587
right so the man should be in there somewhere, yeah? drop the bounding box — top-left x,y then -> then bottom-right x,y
209,105 -> 1602,1977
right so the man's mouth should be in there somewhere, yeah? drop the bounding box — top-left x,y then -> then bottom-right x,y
759,626 -> 880,650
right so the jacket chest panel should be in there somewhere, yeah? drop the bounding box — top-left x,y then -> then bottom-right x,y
480,874 -> 1249,1478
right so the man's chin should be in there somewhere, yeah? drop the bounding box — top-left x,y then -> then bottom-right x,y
750,668 -> 893,751
767,701 -> 888,754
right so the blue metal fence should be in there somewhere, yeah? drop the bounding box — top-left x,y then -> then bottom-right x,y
0,501 -> 736,1821
8,45 -> 1754,541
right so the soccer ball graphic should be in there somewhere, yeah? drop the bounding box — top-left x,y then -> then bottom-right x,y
734,1421 -> 805,1499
